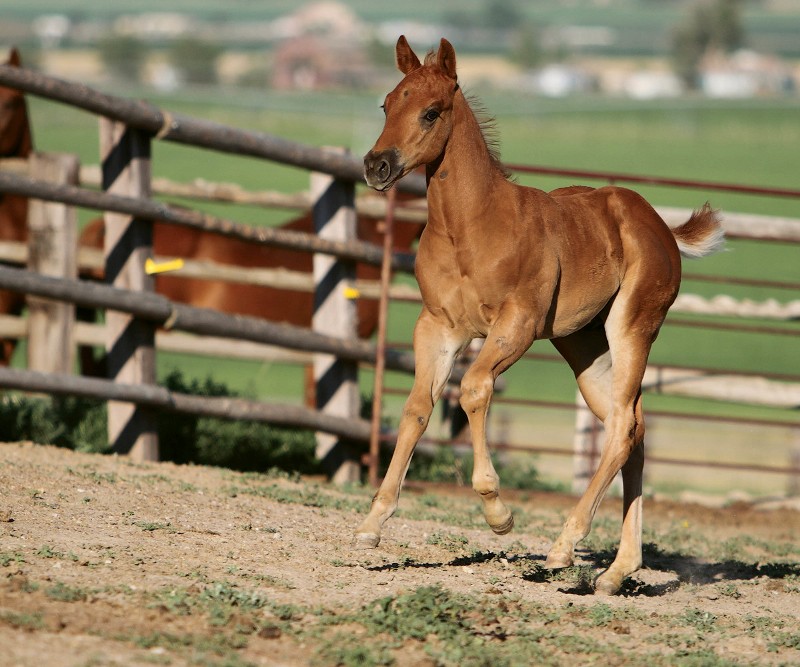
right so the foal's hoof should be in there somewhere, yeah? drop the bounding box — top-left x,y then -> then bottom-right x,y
489,512 -> 514,536
594,570 -> 624,596
353,532 -> 380,550
544,550 -> 573,570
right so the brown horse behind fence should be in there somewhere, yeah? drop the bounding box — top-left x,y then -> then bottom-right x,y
77,199 -> 424,397
357,37 -> 725,595
79,203 -> 423,339
0,48 -> 33,365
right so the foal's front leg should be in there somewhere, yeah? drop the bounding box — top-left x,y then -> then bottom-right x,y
460,307 -> 535,535
354,311 -> 468,548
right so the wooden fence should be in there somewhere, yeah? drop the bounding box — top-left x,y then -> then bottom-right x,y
0,61 -> 798,491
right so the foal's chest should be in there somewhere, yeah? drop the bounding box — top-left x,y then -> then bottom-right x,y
415,226 -> 517,335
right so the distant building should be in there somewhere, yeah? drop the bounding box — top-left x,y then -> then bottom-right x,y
622,70 -> 683,99
700,50 -> 796,98
270,2 -> 371,91
531,64 -> 597,97
272,35 -> 372,91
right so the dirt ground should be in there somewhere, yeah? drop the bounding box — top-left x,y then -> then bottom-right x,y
1,441 -> 798,666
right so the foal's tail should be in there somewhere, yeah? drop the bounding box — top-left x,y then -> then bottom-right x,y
669,203 -> 726,259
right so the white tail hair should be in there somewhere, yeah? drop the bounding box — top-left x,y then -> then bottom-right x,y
670,204 -> 726,259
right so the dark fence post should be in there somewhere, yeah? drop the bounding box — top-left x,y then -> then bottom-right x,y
26,152 -> 78,374
312,149 -> 360,484
99,119 -> 158,461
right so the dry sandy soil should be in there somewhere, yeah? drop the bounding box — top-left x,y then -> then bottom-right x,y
0,441 -> 798,666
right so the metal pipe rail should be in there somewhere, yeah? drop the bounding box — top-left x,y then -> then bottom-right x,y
506,163 -> 800,199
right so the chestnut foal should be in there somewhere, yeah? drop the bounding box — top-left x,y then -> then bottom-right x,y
356,37 -> 724,594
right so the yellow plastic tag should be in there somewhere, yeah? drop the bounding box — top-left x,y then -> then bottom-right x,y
343,286 -> 361,300
145,258 -> 185,275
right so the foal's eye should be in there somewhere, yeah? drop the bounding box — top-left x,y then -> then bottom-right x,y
424,109 -> 440,123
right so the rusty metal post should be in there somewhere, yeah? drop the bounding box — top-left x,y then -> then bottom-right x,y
368,188 -> 397,488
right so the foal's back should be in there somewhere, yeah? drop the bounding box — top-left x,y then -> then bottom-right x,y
495,183 -> 683,340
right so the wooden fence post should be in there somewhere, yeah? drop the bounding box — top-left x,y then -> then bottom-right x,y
572,390 -> 602,494
572,390 -> 622,495
26,152 -> 78,374
99,119 -> 158,461
311,150 -> 360,484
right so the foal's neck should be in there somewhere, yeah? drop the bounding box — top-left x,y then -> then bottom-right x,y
425,92 -> 506,223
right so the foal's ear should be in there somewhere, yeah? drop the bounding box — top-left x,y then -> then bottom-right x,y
7,47 -> 21,67
437,38 -> 457,82
395,35 -> 421,75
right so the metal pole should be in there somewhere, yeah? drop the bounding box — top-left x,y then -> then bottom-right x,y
368,188 -> 397,487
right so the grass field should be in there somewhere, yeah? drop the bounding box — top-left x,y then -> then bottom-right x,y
19,85 -> 800,493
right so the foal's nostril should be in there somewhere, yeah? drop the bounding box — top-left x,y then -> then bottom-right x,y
364,149 -> 400,189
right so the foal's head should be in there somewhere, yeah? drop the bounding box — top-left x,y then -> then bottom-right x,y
364,36 -> 459,191
0,48 -> 32,158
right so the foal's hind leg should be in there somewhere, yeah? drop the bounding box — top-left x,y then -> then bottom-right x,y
354,310 -> 468,548
546,326 -> 614,565
546,306 -> 656,594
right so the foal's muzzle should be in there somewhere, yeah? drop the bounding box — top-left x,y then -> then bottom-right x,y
363,148 -> 404,191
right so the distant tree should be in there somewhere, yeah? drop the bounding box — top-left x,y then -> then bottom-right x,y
167,37 -> 222,85
483,0 -> 524,30
710,0 -> 745,52
98,34 -> 147,82
367,37 -> 397,69
512,23 -> 543,69
670,0 -> 744,89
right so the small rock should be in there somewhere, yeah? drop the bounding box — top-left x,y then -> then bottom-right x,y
610,620 -> 630,635
258,624 -> 282,640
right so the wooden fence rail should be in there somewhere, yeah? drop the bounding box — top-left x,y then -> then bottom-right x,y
0,158 -> 430,224
0,367 -> 371,442
0,171 -> 416,273
0,62 -> 428,195
0,264 -> 419,375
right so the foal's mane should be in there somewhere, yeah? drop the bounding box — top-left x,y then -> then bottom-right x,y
423,50 -> 511,179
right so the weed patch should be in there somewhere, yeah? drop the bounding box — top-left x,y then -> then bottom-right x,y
0,551 -> 26,567
0,610 -> 45,631
45,581 -> 88,603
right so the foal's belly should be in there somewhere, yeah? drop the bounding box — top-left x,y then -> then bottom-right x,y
421,271 -> 617,342
544,274 -> 619,339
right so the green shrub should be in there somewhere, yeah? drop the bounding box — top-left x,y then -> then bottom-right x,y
157,371 -> 318,474
0,394 -> 107,453
0,370 -> 318,475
